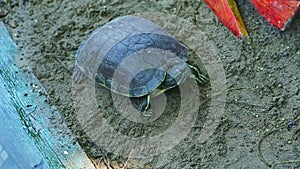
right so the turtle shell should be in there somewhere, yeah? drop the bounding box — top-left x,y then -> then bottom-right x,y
74,15 -> 188,97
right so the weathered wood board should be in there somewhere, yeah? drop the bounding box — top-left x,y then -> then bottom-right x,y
0,21 -> 95,169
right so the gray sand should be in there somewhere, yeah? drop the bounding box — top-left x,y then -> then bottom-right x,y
2,0 -> 299,168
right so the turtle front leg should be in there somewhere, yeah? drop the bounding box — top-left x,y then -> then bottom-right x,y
138,94 -> 151,114
188,64 -> 207,84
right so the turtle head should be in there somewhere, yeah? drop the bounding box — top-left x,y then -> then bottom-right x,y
160,58 -> 190,89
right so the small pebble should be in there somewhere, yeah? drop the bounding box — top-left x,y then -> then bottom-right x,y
0,9 -> 9,17
38,89 -> 45,96
278,97 -> 284,105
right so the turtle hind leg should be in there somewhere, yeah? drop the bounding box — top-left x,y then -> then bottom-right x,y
188,64 -> 207,84
72,66 -> 87,83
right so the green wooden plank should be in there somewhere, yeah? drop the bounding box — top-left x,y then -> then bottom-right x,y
0,21 -> 95,169
0,78 -> 51,169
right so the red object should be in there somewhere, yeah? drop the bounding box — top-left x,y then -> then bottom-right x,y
203,0 -> 248,38
250,0 -> 300,30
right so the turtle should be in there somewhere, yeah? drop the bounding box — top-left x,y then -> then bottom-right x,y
73,15 -> 206,113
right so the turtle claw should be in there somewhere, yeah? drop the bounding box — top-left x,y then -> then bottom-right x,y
142,109 -> 153,117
